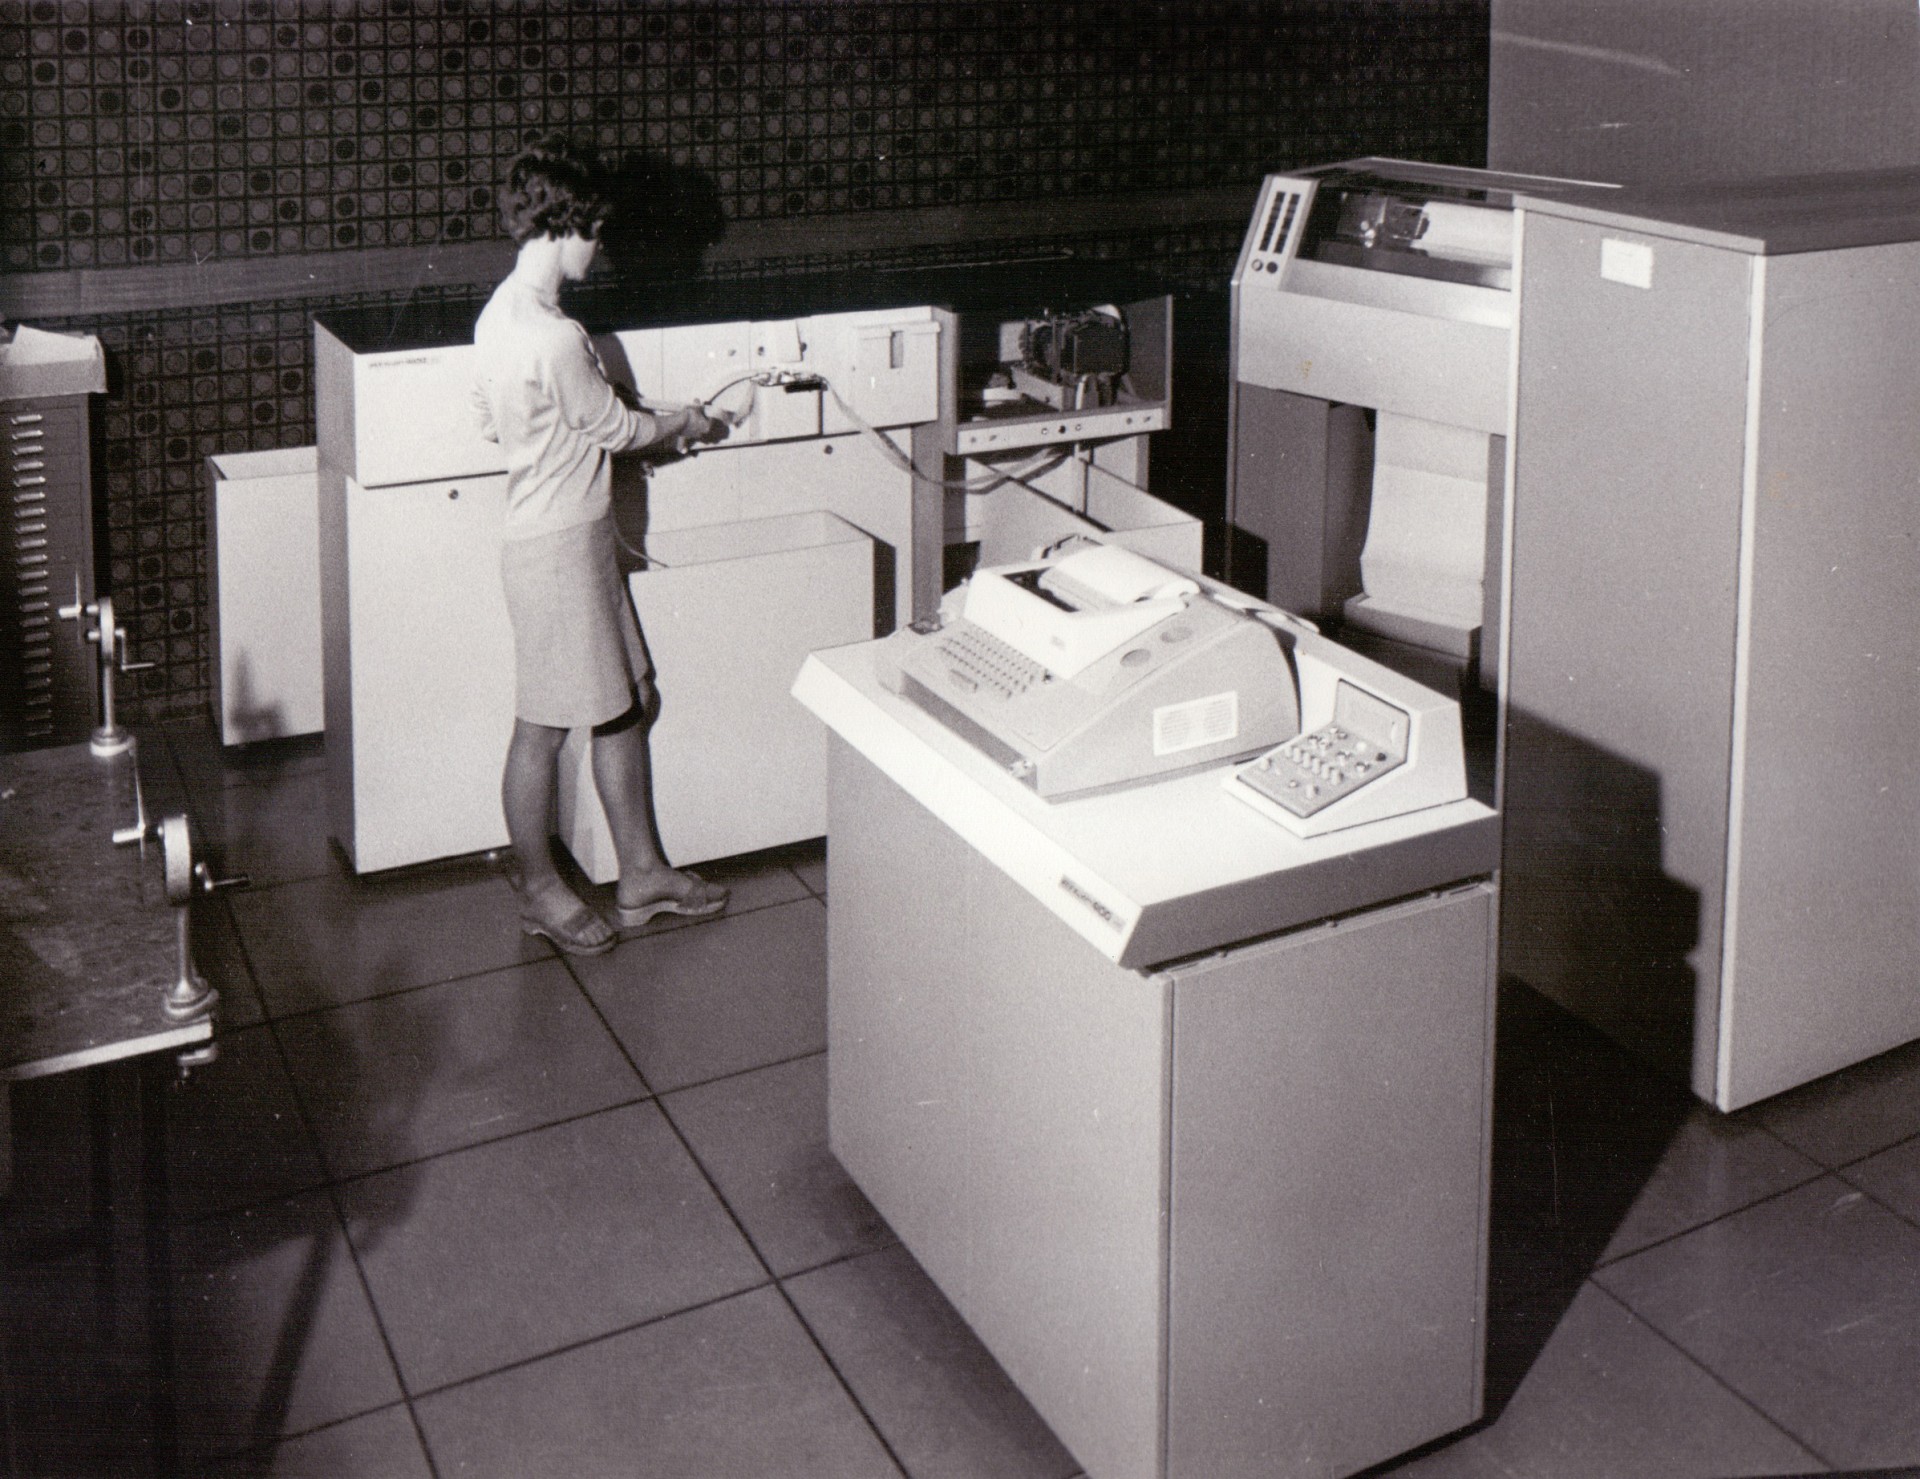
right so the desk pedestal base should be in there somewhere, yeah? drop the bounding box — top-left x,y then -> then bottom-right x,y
825,739 -> 1497,1479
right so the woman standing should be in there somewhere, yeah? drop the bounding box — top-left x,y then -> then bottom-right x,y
471,136 -> 728,955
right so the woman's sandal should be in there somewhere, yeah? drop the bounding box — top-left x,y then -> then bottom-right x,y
519,897 -> 616,957
611,874 -> 730,929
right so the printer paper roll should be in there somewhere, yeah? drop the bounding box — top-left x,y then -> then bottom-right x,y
1043,542 -> 1198,607
1415,202 -> 1513,268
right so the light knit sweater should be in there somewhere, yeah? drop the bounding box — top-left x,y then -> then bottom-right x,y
470,274 -> 656,542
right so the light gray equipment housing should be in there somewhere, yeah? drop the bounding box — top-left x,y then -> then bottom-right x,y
1503,169 -> 1920,1110
1227,157 -> 1613,681
794,614 -> 1499,1478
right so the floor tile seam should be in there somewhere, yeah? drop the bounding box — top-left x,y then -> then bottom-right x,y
254,1006 -> 406,1197
764,1273 -> 914,1478
194,767 -> 329,802
295,1082 -> 774,1462
652,1045 -> 828,1103
770,1237 -> 906,1289
231,933 -> 660,1183
152,724 -> 202,801
225,1257 -> 442,1477
1582,1276 -> 1836,1470
226,860 -> 817,906
163,1177 -> 339,1234
245,949 -> 595,1026
228,875 -> 814,998
184,1396 -> 421,1467
216,764 -> 329,787
398,1277 -> 783,1407
1744,1108 -> 1893,1173
210,756 -> 328,789
639,1045 -> 910,1477
1585,1165 -> 1841,1274
241,1003 -> 341,1193
160,1087 -> 665,1225
216,849 -> 519,904
554,942 -> 660,1097
316,1090 -> 662,1195
243,1003 -> 427,1437
646,1083 -> 790,1282
322,1171 -> 453,1479
295,1174 -> 420,1458
1828,1161 -> 1920,1243
546,946 -> 806,1292
1830,1124 -> 1920,1177
403,1395 -> 448,1479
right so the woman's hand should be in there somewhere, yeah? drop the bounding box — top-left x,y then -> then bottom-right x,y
686,404 -> 731,445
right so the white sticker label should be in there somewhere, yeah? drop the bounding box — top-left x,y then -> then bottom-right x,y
1600,238 -> 1654,289
1152,690 -> 1239,756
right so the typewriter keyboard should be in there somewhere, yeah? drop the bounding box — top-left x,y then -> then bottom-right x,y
936,625 -> 1047,698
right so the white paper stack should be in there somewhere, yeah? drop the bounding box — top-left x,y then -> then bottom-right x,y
1345,411 -> 1493,655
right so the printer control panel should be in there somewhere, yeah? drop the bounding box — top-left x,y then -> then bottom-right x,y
1232,680 -> 1409,821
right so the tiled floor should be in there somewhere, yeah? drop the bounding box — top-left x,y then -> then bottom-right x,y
8,719 -> 1920,1477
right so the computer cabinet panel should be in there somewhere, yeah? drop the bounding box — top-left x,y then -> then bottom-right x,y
824,733 -> 1496,1479
3,396 -> 95,751
1506,182 -> 1920,1107
1504,217 -> 1751,1097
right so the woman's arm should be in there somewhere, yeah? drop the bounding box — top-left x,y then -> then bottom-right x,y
552,325 -> 720,452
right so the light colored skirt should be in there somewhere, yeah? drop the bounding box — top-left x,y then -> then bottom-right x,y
500,517 -> 651,729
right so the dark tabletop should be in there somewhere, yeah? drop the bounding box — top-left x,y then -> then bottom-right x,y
0,741 -> 211,1081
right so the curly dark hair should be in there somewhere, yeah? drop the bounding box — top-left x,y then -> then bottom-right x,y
498,135 -> 612,245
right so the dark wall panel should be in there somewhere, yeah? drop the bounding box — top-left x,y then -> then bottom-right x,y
1,0 -> 1490,723
1489,0 -> 1920,186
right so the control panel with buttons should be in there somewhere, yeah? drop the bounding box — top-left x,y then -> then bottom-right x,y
1231,679 -> 1408,821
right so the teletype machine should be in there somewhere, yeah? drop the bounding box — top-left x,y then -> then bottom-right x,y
794,541 -> 1500,1478
884,538 -> 1468,833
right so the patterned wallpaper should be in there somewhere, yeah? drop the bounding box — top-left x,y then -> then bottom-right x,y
1,0 -> 1490,724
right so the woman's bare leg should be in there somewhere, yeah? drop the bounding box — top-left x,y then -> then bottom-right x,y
504,716 -> 613,948
591,695 -> 727,914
